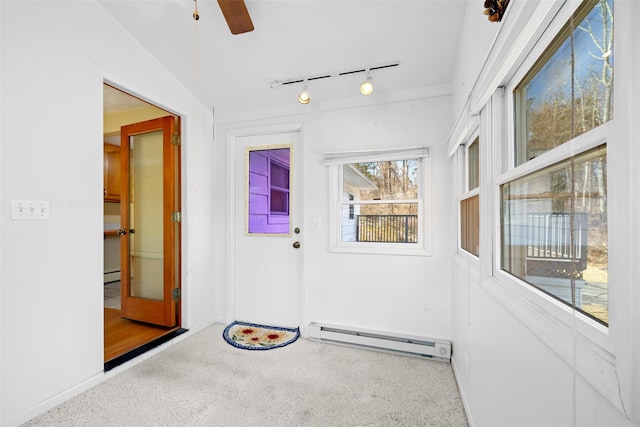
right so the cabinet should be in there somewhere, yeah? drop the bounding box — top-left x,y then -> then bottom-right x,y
103,143 -> 121,202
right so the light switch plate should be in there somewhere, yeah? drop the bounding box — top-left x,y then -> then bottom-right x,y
11,199 -> 50,220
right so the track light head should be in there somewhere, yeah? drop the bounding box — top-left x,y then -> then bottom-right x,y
297,82 -> 311,104
360,72 -> 374,96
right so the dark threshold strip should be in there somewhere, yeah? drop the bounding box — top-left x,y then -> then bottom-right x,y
104,328 -> 188,371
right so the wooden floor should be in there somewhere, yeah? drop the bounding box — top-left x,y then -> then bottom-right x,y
104,308 -> 178,362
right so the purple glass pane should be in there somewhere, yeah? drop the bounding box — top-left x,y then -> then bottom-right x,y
248,148 -> 290,234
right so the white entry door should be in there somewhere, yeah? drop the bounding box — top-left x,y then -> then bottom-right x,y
234,131 -> 303,328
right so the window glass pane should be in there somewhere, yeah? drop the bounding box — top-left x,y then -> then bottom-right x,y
468,138 -> 480,191
269,160 -> 289,215
270,188 -> 288,214
335,155 -> 427,253
341,203 -> 418,243
461,195 -> 479,256
501,145 -> 608,325
342,160 -> 419,202
270,162 -> 289,189
572,0 -> 614,137
340,159 -> 419,244
515,0 -> 613,165
521,37 -> 573,162
248,147 -> 290,234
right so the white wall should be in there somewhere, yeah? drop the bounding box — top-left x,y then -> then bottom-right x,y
217,88 -> 455,341
303,96 -> 454,338
450,1 -> 499,122
449,1 -> 640,425
0,1 -> 218,425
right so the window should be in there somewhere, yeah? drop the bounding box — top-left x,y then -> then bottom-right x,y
269,161 -> 290,215
514,0 -> 613,166
502,0 -> 612,325
460,137 -> 480,256
247,147 -> 291,235
343,160 -> 419,244
501,145 -> 608,325
327,147 -> 430,255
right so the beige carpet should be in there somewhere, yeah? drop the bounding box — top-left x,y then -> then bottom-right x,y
26,323 -> 468,426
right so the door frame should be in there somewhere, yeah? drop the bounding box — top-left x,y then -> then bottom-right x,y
102,80 -> 184,329
226,122 -> 306,326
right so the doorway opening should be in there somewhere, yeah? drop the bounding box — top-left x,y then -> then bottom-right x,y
103,84 -> 185,370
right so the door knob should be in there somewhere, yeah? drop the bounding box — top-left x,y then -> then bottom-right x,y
292,241 -> 301,249
117,228 -> 128,236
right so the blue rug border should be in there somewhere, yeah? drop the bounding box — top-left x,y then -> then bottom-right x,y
223,321 -> 300,351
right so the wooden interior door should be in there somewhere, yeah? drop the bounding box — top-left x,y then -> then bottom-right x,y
119,116 -> 180,327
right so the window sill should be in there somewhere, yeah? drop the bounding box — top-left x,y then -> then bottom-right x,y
456,249 -> 479,263
330,243 -> 429,257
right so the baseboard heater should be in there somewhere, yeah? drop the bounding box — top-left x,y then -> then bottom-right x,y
307,322 -> 451,362
104,269 -> 120,283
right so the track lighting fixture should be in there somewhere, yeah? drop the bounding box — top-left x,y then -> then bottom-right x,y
360,70 -> 374,96
271,63 -> 398,104
297,81 -> 311,104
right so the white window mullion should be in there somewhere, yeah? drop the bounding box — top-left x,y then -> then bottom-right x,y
478,93 -> 498,280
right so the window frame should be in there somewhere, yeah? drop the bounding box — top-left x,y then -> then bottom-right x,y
466,136 -> 480,192
513,0 -> 613,167
245,144 -> 293,236
495,131 -> 609,327
496,0 -> 614,342
459,134 -> 481,258
489,108 -> 614,405
326,147 -> 432,256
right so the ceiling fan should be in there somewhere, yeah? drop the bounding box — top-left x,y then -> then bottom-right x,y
216,0 -> 254,35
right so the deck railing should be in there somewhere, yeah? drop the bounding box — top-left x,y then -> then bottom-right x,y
526,212 -> 588,278
356,214 -> 418,243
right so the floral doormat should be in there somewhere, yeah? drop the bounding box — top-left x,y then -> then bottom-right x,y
223,321 -> 300,351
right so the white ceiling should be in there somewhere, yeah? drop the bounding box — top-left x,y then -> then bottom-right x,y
99,0 -> 469,115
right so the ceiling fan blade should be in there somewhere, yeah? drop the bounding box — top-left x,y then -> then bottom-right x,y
217,0 -> 254,35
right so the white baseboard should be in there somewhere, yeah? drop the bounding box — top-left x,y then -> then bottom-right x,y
451,356 -> 475,427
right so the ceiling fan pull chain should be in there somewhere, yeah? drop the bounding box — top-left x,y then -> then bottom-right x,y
193,0 -> 200,21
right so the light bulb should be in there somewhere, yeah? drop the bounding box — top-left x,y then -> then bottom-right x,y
297,87 -> 310,104
360,76 -> 374,96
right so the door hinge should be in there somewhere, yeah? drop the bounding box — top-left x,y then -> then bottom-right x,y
171,211 -> 182,223
172,134 -> 181,146
172,288 -> 182,301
